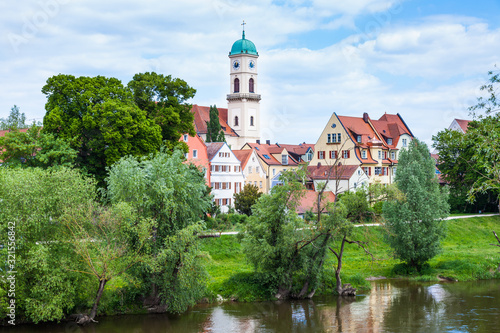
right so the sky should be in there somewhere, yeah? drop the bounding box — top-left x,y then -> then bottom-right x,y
1,0 -> 500,147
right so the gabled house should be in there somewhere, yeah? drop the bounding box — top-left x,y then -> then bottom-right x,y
310,112 -> 414,186
206,142 -> 244,213
448,118 -> 471,134
191,105 -> 240,149
241,141 -> 301,192
296,190 -> 336,218
306,164 -> 369,193
232,149 -> 267,192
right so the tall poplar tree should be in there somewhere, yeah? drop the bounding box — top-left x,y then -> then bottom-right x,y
205,105 -> 225,142
383,139 -> 449,271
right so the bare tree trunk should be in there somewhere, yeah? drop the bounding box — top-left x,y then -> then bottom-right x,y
90,278 -> 107,320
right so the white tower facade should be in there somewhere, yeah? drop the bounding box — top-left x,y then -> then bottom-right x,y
227,28 -> 261,149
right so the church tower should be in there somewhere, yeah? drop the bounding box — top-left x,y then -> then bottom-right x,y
227,22 -> 261,148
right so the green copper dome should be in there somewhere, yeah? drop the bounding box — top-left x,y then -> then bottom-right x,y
229,31 -> 258,56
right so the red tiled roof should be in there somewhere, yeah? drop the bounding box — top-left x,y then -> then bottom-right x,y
245,142 -> 299,166
296,190 -> 336,215
205,142 -> 225,161
337,115 -> 378,148
279,143 -> 314,155
232,150 -> 252,169
372,113 -> 413,147
455,119 -> 471,133
191,104 -> 238,137
307,164 -> 359,180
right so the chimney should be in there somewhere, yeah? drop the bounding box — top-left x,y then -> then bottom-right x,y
256,139 -> 260,144
316,162 -> 321,169
363,113 -> 369,123
276,142 -> 280,148
266,140 -> 270,145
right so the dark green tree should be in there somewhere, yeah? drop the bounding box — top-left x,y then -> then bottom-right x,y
234,184 -> 262,215
42,74 -> 162,183
383,139 -> 449,271
127,72 -> 196,145
205,105 -> 225,143
0,105 -> 28,130
432,128 -> 497,213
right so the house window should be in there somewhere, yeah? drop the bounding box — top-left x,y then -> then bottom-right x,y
282,155 -> 288,165
329,150 -> 338,159
375,167 -> 381,175
391,151 -> 396,160
273,168 -> 276,176
363,167 -> 371,176
259,181 -> 262,188
393,166 -> 397,175
387,138 -> 393,145
193,150 -> 198,158
402,138 -> 407,147
378,150 -> 382,159
183,134 -> 188,142
357,135 -> 362,143
337,133 -> 341,143
318,151 -> 325,159
250,116 -> 254,126
248,166 -> 252,173
184,153 -> 188,158
342,150 -> 350,159
254,181 -> 257,186
234,116 -> 239,126
234,78 -> 240,93
362,150 -> 367,159
256,166 -> 259,173
249,78 -> 254,93
327,134 -> 331,143
306,151 -> 313,161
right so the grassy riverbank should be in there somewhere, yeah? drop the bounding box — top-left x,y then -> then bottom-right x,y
200,215 -> 500,301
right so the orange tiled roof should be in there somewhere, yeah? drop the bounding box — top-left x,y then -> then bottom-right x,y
191,104 -> 238,137
372,113 -> 413,147
232,150 -> 252,169
245,142 -> 299,166
296,190 -> 336,215
455,119 -> 471,133
307,164 -> 359,180
337,115 -> 380,149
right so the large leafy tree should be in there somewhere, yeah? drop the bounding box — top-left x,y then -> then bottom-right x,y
127,72 -> 196,145
432,128 -> 497,212
0,125 -> 76,169
105,149 -> 212,312
0,168 -> 96,323
383,139 -> 449,271
205,105 -> 225,143
42,74 -> 162,183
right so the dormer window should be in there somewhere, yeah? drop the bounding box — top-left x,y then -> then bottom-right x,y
357,135 -> 362,143
234,78 -> 240,93
249,78 -> 254,93
282,154 -> 288,165
361,150 -> 367,159
387,138 -> 393,145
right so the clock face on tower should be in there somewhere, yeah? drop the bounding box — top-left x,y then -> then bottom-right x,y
232,59 -> 241,70
248,60 -> 256,70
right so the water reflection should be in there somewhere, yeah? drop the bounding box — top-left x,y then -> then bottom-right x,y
2,280 -> 499,333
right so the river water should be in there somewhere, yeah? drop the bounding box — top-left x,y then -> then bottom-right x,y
3,279 -> 499,332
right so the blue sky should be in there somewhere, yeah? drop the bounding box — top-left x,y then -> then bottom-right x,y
1,0 -> 499,147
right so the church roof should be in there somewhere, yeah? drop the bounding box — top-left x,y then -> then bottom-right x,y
191,104 -> 238,137
229,31 -> 258,56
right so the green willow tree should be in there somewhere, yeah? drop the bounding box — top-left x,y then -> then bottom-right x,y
105,149 -> 212,313
0,168 -> 96,323
383,139 -> 449,271
205,105 -> 225,143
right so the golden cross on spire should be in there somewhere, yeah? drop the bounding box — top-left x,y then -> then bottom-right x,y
241,20 -> 246,32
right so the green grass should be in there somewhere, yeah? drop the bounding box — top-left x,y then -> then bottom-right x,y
199,216 -> 500,301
